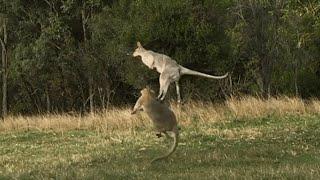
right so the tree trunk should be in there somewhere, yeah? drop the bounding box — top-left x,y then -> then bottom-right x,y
294,41 -> 300,97
1,19 -> 8,118
81,5 -> 94,114
294,56 -> 299,97
97,87 -> 105,110
260,56 -> 272,98
45,86 -> 51,113
89,76 -> 94,113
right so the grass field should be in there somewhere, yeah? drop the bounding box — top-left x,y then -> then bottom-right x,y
1,97 -> 320,179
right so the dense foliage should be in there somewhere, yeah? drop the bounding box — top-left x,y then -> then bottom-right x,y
0,0 -> 319,114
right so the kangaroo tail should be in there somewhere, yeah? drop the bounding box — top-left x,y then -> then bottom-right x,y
179,66 -> 228,79
151,130 -> 179,163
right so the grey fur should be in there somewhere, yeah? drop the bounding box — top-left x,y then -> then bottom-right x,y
133,42 -> 228,103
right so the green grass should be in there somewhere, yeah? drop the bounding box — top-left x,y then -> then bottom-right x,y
1,114 -> 320,179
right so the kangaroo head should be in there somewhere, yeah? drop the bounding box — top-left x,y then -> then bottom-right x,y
133,41 -> 146,58
141,86 -> 155,97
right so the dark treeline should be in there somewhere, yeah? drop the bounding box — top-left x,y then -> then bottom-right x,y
0,0 -> 319,114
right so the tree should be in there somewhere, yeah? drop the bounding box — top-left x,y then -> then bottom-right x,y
0,13 -> 8,118
229,0 -> 286,97
0,0 -> 319,114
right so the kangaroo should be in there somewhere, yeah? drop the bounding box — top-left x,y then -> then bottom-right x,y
132,42 -> 228,103
131,87 -> 179,163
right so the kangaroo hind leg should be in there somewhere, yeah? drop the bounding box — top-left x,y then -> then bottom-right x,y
159,81 -> 170,101
158,74 -> 171,101
175,81 -> 181,104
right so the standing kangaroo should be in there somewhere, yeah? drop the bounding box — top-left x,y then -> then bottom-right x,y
133,42 -> 228,103
131,87 -> 179,163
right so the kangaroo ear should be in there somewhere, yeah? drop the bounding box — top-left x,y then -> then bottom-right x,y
140,88 -> 145,94
145,86 -> 155,94
137,41 -> 142,48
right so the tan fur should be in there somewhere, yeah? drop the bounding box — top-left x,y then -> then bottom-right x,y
133,42 -> 228,103
131,87 -> 179,163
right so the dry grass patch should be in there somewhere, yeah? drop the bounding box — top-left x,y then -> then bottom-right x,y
226,96 -> 307,119
0,108 -> 150,132
0,96 -> 319,132
310,99 -> 320,114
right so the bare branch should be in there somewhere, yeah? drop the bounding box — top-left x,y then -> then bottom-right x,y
43,0 -> 52,9
43,0 -> 58,14
48,41 -> 61,50
0,38 -> 4,49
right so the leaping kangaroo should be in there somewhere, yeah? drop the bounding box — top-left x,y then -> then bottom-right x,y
132,42 -> 228,103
